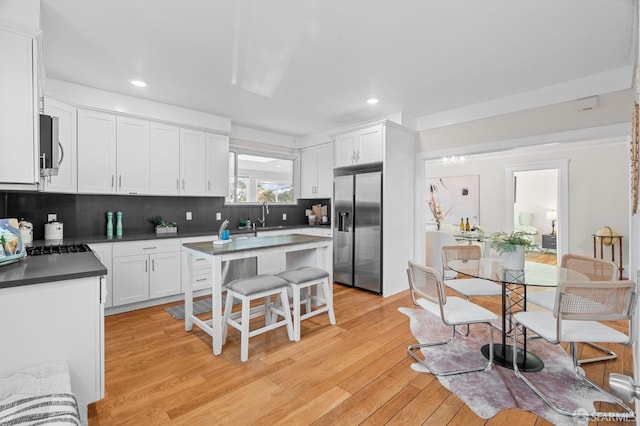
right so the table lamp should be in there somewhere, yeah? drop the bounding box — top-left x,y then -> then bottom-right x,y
546,210 -> 557,235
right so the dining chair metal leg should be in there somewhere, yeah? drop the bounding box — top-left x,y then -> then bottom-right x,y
408,322 -> 494,376
512,324 -> 635,419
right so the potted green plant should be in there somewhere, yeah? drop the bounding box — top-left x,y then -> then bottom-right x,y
490,230 -> 536,270
147,216 -> 178,234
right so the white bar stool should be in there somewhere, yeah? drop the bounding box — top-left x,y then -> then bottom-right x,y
277,266 -> 336,341
222,274 -> 294,362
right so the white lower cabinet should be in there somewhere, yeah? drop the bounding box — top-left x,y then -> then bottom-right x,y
181,235 -> 216,292
88,243 -> 113,308
0,277 -> 104,422
111,240 -> 181,306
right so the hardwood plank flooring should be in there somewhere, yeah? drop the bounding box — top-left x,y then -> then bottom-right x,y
89,254 -> 633,425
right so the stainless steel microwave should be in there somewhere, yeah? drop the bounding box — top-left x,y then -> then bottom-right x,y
39,113 -> 60,177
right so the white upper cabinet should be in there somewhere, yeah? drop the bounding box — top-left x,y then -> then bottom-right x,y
179,128 -> 207,195
116,116 -> 150,194
149,122 -> 181,195
334,124 -> 383,168
75,106 -> 230,196
0,28 -> 38,186
205,133 -> 229,197
77,109 -> 117,194
78,111 -> 150,194
300,143 -> 333,198
43,97 -> 77,193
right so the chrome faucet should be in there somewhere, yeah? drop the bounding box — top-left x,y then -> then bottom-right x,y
258,201 -> 269,227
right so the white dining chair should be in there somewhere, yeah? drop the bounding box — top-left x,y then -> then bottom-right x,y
513,280 -> 637,420
527,253 -> 618,365
406,261 -> 497,376
442,245 -> 503,300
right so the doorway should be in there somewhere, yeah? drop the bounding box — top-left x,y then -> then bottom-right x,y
506,160 -> 568,263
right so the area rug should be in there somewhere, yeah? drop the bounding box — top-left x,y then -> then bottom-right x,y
165,298 -> 213,320
399,307 -> 625,426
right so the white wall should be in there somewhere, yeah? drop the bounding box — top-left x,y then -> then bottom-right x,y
421,140 -> 629,265
417,88 -> 634,154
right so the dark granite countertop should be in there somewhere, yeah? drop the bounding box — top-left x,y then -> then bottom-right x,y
183,233 -> 332,256
1,224 -> 331,289
0,251 -> 107,290
29,224 -> 332,247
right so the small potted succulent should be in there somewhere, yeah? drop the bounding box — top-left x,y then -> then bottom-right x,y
490,230 -> 536,270
147,216 -> 178,234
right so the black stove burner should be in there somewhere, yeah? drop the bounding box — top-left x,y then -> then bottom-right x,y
27,243 -> 92,256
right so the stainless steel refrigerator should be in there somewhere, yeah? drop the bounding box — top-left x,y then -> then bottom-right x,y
333,168 -> 382,294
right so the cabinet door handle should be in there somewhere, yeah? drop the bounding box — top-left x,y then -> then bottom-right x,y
152,259 -> 155,271
208,180 -> 211,191
182,179 -> 185,190
58,142 -> 64,167
195,278 -> 208,282
119,175 -> 122,188
145,260 -> 148,273
143,246 -> 157,250
111,175 -> 115,188
176,178 -> 180,190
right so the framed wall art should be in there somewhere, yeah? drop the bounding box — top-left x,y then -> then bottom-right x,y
427,175 -> 480,226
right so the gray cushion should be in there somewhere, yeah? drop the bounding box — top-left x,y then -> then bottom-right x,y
226,274 -> 289,296
278,266 -> 329,285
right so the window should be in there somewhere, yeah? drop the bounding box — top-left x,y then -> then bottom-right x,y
227,151 -> 295,204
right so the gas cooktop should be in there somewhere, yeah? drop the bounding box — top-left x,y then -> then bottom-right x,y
26,243 -> 92,256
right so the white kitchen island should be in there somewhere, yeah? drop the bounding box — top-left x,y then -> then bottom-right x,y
182,233 -> 333,355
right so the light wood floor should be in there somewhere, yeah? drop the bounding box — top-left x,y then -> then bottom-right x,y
89,254 -> 633,425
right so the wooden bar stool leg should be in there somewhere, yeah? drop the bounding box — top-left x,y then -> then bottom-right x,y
240,294 -> 251,362
323,278 -> 337,325
292,284 -> 302,341
279,288 -> 294,341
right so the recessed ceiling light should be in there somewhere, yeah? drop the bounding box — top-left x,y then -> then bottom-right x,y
130,80 -> 147,87
366,98 -> 379,105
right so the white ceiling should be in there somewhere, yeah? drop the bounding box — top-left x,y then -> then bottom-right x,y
40,0 -> 636,138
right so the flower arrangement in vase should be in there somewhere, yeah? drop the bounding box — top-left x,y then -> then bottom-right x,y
428,185 -> 450,230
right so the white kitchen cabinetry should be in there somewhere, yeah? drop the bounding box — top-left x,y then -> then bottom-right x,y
112,240 -> 181,306
0,28 -> 38,186
181,235 -> 217,292
78,112 -> 150,194
43,97 -> 77,193
89,243 -> 113,308
300,143 -> 333,198
334,124 -> 383,168
0,276 -> 104,422
150,126 -> 228,197
150,122 -> 181,195
333,120 -> 416,296
116,116 -> 150,194
206,133 -> 229,196
179,128 -> 207,195
77,109 -> 117,193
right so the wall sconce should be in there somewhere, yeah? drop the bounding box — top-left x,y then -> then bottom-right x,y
546,210 -> 557,235
442,156 -> 466,166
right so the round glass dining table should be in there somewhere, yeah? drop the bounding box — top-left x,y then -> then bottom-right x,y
447,258 -> 588,372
